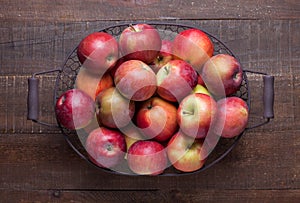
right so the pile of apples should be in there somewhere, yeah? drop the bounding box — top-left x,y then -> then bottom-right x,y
55,23 -> 249,175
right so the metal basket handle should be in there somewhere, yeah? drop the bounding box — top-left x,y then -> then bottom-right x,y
244,70 -> 275,129
27,69 -> 61,128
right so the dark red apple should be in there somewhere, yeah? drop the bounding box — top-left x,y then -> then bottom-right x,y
136,97 -> 178,142
85,127 -> 126,169
55,89 -> 95,130
201,54 -> 243,97
96,87 -> 135,129
114,60 -> 157,101
127,140 -> 168,175
172,29 -> 214,71
119,24 -> 161,64
156,59 -> 198,102
177,93 -> 217,139
167,131 -> 206,172
197,73 -> 206,87
215,96 -> 249,138
77,32 -> 119,75
151,40 -> 174,73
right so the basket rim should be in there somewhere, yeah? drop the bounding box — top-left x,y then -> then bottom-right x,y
53,21 -> 250,176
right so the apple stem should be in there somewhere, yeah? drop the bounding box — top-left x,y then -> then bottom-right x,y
129,24 -> 137,32
164,65 -> 170,74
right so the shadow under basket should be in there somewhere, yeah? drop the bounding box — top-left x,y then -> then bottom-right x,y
27,22 -> 275,176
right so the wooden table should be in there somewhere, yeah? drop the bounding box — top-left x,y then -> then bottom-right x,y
1,0 -> 299,202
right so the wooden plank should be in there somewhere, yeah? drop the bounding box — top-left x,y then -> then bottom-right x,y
0,0 -> 299,23
1,188 -> 300,203
1,20 -> 299,75
0,71 -> 298,134
0,131 -> 299,190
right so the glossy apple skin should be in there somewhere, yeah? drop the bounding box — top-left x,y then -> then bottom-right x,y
177,93 -> 217,139
156,60 -> 198,102
167,131 -> 206,172
96,87 -> 135,129
127,140 -> 168,175
86,127 -> 126,169
136,97 -> 178,142
77,32 -> 119,75
151,40 -> 174,73
119,24 -> 161,64
215,97 -> 249,138
197,73 -> 206,87
75,67 -> 113,100
201,54 -> 243,97
172,29 -> 214,71
55,89 -> 95,130
114,60 -> 157,101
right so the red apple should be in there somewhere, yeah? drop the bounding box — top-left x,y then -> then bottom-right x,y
127,140 -> 168,175
172,29 -> 214,71
215,96 -> 249,138
114,60 -> 157,101
75,67 -> 113,100
96,87 -> 135,129
177,93 -> 217,139
85,127 -> 126,169
136,97 -> 178,142
77,32 -> 119,75
201,54 -> 243,97
156,59 -> 198,102
109,57 -> 126,79
55,89 -> 95,130
167,131 -> 206,172
197,73 -> 206,87
119,24 -> 161,64
151,40 -> 174,73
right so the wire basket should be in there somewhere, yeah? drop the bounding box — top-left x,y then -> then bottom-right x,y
27,22 -> 274,176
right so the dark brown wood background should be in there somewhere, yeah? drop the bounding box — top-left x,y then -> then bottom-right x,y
1,0 -> 299,202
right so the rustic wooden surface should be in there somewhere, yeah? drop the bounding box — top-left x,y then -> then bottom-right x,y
0,0 -> 300,202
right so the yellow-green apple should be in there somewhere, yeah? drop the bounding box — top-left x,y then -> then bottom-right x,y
85,127 -> 126,169
127,140 -> 168,175
119,24 -> 161,64
177,93 -> 217,139
136,97 -> 178,142
192,84 -> 211,96
75,67 -> 113,100
95,87 -> 135,129
55,89 -> 95,130
114,60 -> 157,101
215,96 -> 249,138
201,54 -> 243,97
77,32 -> 119,75
167,131 -> 206,172
121,124 -> 145,152
156,59 -> 198,102
172,29 -> 214,71
151,40 -> 174,73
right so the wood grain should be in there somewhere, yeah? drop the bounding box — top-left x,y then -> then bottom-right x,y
1,0 -> 299,202
0,0 -> 299,23
0,131 -> 299,190
1,20 -> 299,75
1,188 -> 300,203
